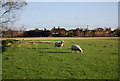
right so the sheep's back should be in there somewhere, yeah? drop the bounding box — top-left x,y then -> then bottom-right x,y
55,42 -> 62,47
71,45 -> 81,50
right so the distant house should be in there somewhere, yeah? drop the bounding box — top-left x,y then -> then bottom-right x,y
51,27 -> 67,36
94,28 -> 111,37
112,28 -> 120,37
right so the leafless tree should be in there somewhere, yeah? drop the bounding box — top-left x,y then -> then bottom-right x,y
0,0 -> 27,30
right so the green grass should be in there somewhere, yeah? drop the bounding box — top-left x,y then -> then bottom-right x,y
2,38 -> 118,79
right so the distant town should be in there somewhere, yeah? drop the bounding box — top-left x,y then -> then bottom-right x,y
1,27 -> 120,37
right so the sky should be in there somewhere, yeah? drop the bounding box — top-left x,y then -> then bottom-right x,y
15,2 -> 118,30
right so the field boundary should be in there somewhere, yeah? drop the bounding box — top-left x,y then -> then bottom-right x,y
1,37 -> 119,40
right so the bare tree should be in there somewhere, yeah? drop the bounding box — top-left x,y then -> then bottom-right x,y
0,0 -> 27,30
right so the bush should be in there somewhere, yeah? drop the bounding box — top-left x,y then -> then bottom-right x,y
2,39 -> 19,46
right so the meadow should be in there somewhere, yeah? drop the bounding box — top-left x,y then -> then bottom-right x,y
2,37 -> 118,79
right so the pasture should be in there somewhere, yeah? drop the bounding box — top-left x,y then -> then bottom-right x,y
2,37 -> 118,79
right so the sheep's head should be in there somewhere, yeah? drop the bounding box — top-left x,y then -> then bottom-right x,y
61,41 -> 65,43
80,49 -> 83,53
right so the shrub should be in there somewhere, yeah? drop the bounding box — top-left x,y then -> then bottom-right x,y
2,39 -> 19,46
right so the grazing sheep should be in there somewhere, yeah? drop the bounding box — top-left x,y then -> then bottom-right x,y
55,41 -> 64,47
71,44 -> 83,53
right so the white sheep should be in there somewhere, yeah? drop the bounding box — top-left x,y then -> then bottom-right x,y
55,41 -> 64,47
71,44 -> 83,53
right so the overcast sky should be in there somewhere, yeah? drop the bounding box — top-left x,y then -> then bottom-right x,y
16,2 -> 118,30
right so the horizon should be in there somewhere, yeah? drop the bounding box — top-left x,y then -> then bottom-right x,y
22,26 -> 116,31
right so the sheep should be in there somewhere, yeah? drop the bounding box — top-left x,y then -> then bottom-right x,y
55,41 -> 64,47
71,44 -> 83,53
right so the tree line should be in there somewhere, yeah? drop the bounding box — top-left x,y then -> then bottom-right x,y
1,27 -> 120,37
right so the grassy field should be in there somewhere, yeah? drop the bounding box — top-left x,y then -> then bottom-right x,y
2,37 -> 118,79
